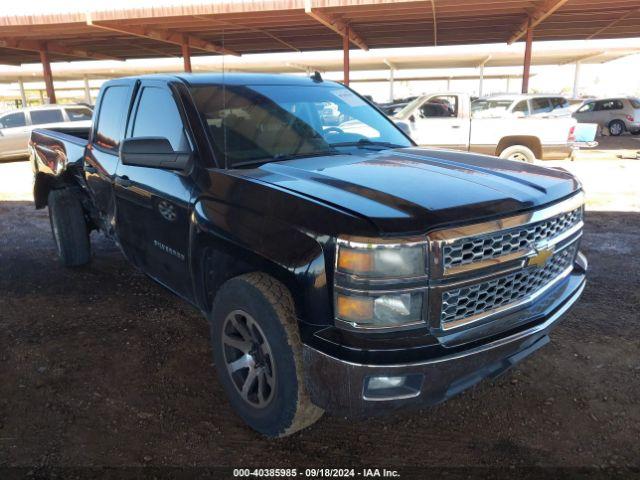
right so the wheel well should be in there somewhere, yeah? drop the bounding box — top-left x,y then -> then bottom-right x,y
495,136 -> 542,159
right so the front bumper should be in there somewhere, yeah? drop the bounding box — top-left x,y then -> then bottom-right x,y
302,255 -> 586,417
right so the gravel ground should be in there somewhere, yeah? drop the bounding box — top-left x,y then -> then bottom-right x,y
0,158 -> 639,477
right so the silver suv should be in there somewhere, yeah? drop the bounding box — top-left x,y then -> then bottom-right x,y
572,97 -> 640,136
0,104 -> 92,161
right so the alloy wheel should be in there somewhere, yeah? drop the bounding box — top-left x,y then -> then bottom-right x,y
221,310 -> 276,408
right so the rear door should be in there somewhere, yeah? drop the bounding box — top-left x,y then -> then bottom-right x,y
84,81 -> 134,228
0,111 -> 29,158
114,80 -> 195,297
409,94 -> 469,149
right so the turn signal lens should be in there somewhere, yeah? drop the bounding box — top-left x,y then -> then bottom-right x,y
337,248 -> 374,274
336,294 -> 374,322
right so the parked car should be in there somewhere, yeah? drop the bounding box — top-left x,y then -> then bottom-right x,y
394,93 -> 583,162
572,97 -> 640,136
30,74 -> 586,437
471,94 -> 571,118
0,104 -> 92,161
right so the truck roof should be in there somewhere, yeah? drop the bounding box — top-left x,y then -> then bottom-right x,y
103,72 -> 340,87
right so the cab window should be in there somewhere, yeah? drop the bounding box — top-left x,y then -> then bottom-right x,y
65,107 -> 93,122
94,86 -> 130,151
530,98 -> 552,114
130,87 -> 190,152
0,111 -> 26,129
30,109 -> 64,125
512,100 -> 529,115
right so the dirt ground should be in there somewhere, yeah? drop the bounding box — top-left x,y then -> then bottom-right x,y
0,152 -> 639,476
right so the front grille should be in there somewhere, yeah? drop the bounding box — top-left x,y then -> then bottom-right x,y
442,207 -> 583,270
440,242 -> 578,326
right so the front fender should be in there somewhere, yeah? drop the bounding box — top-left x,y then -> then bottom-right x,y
190,198 -> 332,326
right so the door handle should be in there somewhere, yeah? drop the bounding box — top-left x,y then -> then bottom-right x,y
84,164 -> 98,174
115,175 -> 132,188
451,125 -> 461,129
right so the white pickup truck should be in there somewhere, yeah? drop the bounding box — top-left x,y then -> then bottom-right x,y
392,93 -> 580,162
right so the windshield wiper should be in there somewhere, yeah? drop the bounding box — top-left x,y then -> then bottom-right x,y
232,150 -> 341,168
331,139 -> 404,150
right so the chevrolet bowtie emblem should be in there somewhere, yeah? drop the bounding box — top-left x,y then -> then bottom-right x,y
528,247 -> 554,268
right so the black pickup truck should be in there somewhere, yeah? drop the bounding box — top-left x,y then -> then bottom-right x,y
30,74 -> 587,437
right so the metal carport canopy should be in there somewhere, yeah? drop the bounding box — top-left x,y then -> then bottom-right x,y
0,0 -> 639,101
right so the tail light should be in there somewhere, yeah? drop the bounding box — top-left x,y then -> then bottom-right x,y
626,114 -> 634,122
568,125 -> 576,143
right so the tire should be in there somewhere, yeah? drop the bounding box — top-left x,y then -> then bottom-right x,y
209,272 -> 324,437
48,188 -> 91,267
631,130 -> 640,136
499,145 -> 536,163
608,120 -> 625,136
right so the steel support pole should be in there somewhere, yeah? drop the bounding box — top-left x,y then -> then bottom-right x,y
478,64 -> 485,97
182,36 -> 192,73
521,19 -> 533,94
18,78 -> 27,107
39,44 -> 56,104
389,67 -> 394,102
343,25 -> 350,86
572,61 -> 581,98
83,75 -> 91,104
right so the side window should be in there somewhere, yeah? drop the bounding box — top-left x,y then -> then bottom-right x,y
95,86 -> 130,151
65,107 -> 93,121
131,87 -> 189,151
593,101 -> 604,111
30,109 -> 64,125
612,100 -> 624,110
0,111 -> 26,128
577,102 -> 595,113
512,100 -> 529,115
530,98 -> 552,114
420,96 -> 458,118
551,97 -> 569,110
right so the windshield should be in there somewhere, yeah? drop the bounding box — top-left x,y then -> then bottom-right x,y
190,83 -> 411,167
629,98 -> 640,109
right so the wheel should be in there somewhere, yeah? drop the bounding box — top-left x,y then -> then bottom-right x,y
608,120 -> 625,136
499,145 -> 536,163
209,272 -> 323,437
47,188 -> 91,267
631,130 -> 640,136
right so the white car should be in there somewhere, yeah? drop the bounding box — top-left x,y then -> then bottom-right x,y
0,104 -> 92,161
471,94 -> 572,119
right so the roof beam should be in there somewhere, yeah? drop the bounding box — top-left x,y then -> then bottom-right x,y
86,14 -> 240,56
588,8 -> 640,40
304,0 -> 368,51
0,38 -> 120,61
508,0 -> 570,44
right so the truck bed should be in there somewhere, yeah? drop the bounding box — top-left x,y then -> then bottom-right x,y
30,125 -> 91,208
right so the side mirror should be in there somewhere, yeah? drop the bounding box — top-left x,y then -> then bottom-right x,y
120,137 -> 191,170
395,121 -> 412,136
409,115 -> 416,123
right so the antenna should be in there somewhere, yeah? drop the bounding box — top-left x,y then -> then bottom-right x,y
222,28 -> 227,169
311,71 -> 323,83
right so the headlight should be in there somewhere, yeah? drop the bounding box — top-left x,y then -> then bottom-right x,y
336,237 -> 426,278
334,236 -> 428,330
336,291 -> 424,328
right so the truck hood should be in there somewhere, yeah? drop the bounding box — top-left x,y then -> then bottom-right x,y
239,147 -> 581,234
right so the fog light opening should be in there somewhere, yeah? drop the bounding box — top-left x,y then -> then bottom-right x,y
363,374 -> 423,401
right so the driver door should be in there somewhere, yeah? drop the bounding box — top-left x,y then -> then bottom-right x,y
114,81 -> 195,298
409,95 -> 468,149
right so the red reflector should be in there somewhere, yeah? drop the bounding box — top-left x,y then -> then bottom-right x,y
568,125 -> 576,142
626,114 -> 634,122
